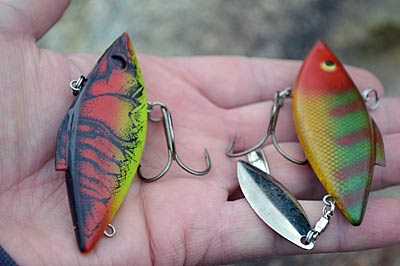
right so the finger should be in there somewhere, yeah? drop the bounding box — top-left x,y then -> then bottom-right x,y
221,131 -> 400,202
158,56 -> 301,108
158,56 -> 384,109
259,134 -> 400,198
203,197 -> 400,264
224,96 -> 393,152
306,197 -> 400,253
217,98 -> 395,198
222,81 -> 389,150
0,0 -> 71,40
371,97 -> 400,135
373,133 -> 400,189
222,100 -> 298,152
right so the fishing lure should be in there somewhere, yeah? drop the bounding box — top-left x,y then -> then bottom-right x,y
292,40 -> 385,225
56,33 -> 211,252
227,40 -> 385,248
238,151 -> 318,249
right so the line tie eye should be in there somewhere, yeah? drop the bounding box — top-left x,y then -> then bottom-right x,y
321,60 -> 337,72
111,54 -> 127,69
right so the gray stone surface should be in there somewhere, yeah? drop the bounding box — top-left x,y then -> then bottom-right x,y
39,1 -> 400,265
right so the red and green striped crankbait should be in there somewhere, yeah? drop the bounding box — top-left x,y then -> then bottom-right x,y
55,33 -> 147,252
228,40 -> 385,248
292,40 -> 385,225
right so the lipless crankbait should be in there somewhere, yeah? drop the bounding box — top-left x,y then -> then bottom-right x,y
56,33 -> 211,252
55,33 -> 147,252
292,40 -> 385,225
227,40 -> 385,249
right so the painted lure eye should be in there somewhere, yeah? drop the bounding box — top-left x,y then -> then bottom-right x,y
111,54 -> 127,69
320,60 -> 337,72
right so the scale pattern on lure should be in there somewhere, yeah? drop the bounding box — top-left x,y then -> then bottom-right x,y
292,40 -> 385,225
55,33 -> 147,252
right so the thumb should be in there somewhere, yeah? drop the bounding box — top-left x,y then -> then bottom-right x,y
0,0 -> 71,40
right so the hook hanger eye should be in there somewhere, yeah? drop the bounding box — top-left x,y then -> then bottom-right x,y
69,76 -> 87,96
362,88 -> 380,111
138,102 -> 211,182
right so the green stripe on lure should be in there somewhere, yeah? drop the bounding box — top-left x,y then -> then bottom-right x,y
55,33 -> 147,252
292,40 -> 385,225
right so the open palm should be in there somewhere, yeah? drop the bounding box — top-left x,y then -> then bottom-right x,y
1,1 -> 399,265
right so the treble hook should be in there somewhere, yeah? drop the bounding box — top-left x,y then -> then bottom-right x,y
138,102 -> 211,182
226,87 -> 307,165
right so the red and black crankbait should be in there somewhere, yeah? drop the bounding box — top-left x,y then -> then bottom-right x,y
55,33 -> 148,252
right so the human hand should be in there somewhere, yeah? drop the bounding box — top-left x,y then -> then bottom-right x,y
0,1 -> 399,265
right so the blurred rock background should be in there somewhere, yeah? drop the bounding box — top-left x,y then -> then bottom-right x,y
39,0 -> 400,265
